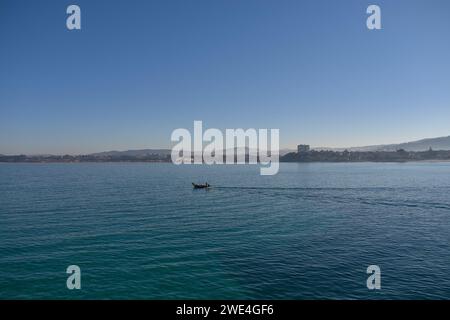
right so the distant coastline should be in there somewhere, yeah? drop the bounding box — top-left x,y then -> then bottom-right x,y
280,149 -> 450,162
2,149 -> 450,163
3,134 -> 450,163
0,154 -> 171,163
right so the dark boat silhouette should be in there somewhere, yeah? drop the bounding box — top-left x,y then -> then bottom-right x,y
192,182 -> 210,189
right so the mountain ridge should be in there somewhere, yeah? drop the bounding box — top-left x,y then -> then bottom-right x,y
89,149 -> 172,157
315,135 -> 450,152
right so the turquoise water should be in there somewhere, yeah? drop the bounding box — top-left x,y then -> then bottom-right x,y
1,162 -> 450,299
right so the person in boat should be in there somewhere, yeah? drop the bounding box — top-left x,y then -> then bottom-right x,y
192,182 -> 210,188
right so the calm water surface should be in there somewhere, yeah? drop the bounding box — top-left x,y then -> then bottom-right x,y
1,162 -> 450,299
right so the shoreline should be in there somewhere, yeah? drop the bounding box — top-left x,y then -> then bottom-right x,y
2,160 -> 450,164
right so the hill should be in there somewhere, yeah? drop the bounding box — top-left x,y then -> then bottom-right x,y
89,149 -> 172,158
321,136 -> 450,152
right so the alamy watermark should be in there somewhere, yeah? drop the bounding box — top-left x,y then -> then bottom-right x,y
367,265 -> 381,290
66,265 -> 81,290
366,5 -> 381,30
66,5 -> 81,30
65,4 -> 381,31
171,121 -> 280,175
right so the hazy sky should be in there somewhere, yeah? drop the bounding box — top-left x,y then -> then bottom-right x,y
1,0 -> 450,154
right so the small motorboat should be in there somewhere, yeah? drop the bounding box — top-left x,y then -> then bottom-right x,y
192,182 -> 210,189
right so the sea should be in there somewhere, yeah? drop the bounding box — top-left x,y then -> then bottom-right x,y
1,162 -> 450,299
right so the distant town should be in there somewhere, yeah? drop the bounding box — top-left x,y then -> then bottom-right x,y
2,145 -> 450,163
281,144 -> 450,162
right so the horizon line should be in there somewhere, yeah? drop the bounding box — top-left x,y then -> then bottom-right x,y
2,133 -> 450,157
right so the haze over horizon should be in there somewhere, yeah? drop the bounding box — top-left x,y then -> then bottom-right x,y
1,0 -> 450,154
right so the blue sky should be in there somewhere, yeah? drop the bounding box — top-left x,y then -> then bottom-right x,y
1,0 -> 449,154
